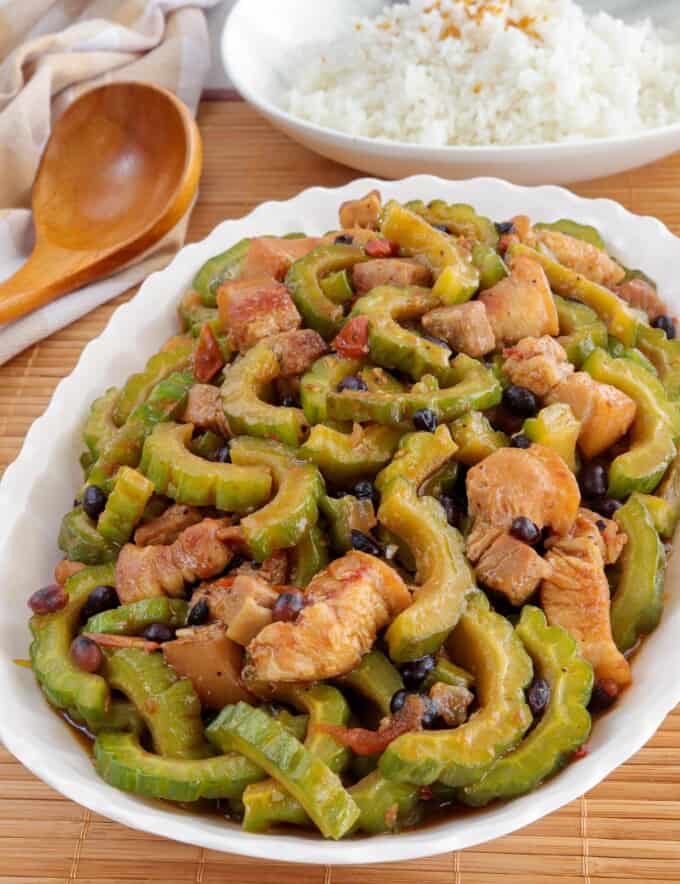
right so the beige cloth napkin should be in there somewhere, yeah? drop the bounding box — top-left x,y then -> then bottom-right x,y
0,0 -> 220,365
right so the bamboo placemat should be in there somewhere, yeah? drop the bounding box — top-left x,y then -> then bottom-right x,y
1,98 -> 679,883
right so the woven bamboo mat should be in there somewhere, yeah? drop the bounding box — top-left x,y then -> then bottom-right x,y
1,98 -> 679,883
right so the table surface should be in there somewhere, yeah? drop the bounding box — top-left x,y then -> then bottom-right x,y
1,97 -> 679,883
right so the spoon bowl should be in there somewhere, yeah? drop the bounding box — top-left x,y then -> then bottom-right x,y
0,81 -> 202,324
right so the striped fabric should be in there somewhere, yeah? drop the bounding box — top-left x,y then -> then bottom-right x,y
0,0 -> 220,365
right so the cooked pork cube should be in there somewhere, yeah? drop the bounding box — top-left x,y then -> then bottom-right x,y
502,335 -> 574,397
217,277 -> 301,352
353,258 -> 432,295
422,301 -> 496,357
479,255 -> 559,344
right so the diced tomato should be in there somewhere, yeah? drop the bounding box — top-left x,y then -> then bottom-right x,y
194,324 -> 225,383
364,238 -> 398,258
332,315 -> 370,359
573,744 -> 590,760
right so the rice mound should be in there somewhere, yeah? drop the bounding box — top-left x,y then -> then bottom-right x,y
282,0 -> 680,147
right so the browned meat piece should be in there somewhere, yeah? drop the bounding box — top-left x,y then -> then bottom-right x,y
422,301 -> 496,358
217,277 -> 301,352
243,236 -> 321,281
181,384 -> 230,437
466,444 -> 580,537
547,371 -> 636,459
134,504 -> 203,547
244,551 -> 411,682
116,518 -> 235,604
541,530 -> 631,689
339,189 -> 382,230
502,335 -> 574,397
163,623 -> 254,708
546,507 -> 626,566
352,258 -> 432,295
54,559 -> 86,585
429,681 -> 474,727
479,255 -> 559,344
614,278 -> 668,322
232,550 -> 289,585
320,693 -> 426,756
471,529 -> 552,605
269,329 -> 328,377
194,324 -> 225,384
192,574 -> 279,646
530,228 -> 625,289
465,521 -> 504,562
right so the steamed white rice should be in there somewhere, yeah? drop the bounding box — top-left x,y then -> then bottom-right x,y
282,0 -> 680,146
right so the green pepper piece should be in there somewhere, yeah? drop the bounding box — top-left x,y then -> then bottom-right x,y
472,243 -> 508,290
320,269 -> 354,304
230,436 -> 324,561
328,355 -> 501,426
87,370 -> 194,493
349,771 -> 422,834
358,366 -> 407,394
290,524 -> 329,588
207,702 -> 359,840
459,606 -> 593,807
189,430 -> 225,461
450,411 -> 508,466
379,592 -> 533,786
300,423 -> 403,485
583,349 -> 679,498
300,354 -> 365,425
336,650 -> 403,717
58,507 -> 120,565
103,647 -> 208,759
608,338 -> 658,375
508,243 -> 639,347
350,286 -> 452,382
381,201 -> 479,299
83,387 -> 120,460
114,341 -> 194,427
554,295 -> 608,368
534,219 -> 606,250
405,199 -> 499,247
377,428 -> 475,662
422,657 -> 475,692
139,422 -> 272,513
611,494 -> 666,653
94,731 -> 263,802
523,403 -> 580,471
30,564 -> 114,728
84,598 -> 189,636
319,494 -> 376,554
96,466 -> 155,545
221,342 -> 308,446
285,244 -> 368,338
637,324 -> 680,401
193,238 -> 251,307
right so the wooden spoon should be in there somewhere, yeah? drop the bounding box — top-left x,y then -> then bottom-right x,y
0,81 -> 202,325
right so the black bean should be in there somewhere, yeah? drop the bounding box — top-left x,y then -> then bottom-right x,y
272,590 -> 305,623
350,529 -> 383,557
652,315 -> 676,339
352,479 -> 379,509
597,498 -> 623,519
420,696 -> 439,728
421,334 -> 451,350
493,406 -> 525,435
70,636 -> 102,673
527,677 -> 551,717
502,385 -> 537,417
589,680 -> 618,713
187,598 -> 210,626
213,446 -> 231,463
400,655 -> 436,690
337,375 -> 368,393
510,433 -> 532,449
28,584 -> 67,615
280,395 -> 297,408
412,408 -> 438,432
495,221 -> 515,235
142,623 -> 175,644
81,585 -> 119,622
580,463 -> 608,499
390,689 -> 408,714
510,516 -> 541,546
334,234 -> 353,245
82,485 -> 107,520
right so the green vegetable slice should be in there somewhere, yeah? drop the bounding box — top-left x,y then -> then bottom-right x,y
290,523 -> 329,588
114,341 -> 194,427
96,466 -> 155,545
300,354 -> 365,425
84,598 -> 188,636
300,423 -> 402,485
193,238 -> 251,306
58,507 -> 120,565
82,387 -> 120,461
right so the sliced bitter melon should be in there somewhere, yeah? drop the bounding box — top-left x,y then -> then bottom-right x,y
299,422 -> 403,486
379,592 -> 533,786
336,650 -> 403,718
82,387 -> 120,461
96,466 -> 155,545
207,702 -> 359,840
58,507 -> 120,565
459,606 -> 593,807
289,523 -> 329,588
30,564 -> 114,728
113,340 -> 195,426
139,422 -> 272,513
349,771 -> 422,834
84,598 -> 188,636
300,353 -> 365,426
230,436 -> 324,561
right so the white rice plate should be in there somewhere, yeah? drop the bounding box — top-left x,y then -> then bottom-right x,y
282,0 -> 680,147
